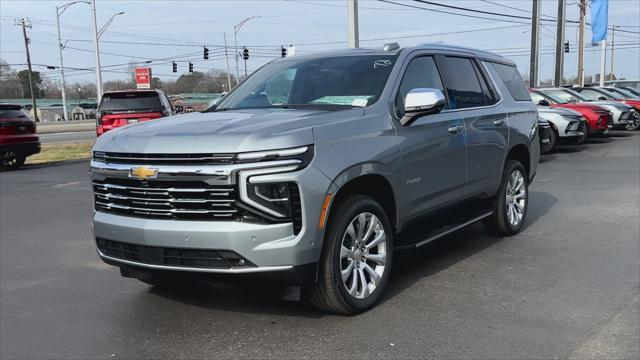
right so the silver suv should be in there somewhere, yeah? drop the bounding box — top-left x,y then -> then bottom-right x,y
91,44 -> 539,314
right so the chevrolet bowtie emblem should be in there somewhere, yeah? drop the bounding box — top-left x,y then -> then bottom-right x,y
129,166 -> 158,180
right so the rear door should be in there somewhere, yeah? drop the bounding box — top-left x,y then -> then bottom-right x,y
393,54 -> 467,219
436,56 -> 507,196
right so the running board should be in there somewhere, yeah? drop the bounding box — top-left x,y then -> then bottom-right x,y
397,211 -> 493,250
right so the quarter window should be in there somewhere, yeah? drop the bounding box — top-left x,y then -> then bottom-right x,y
439,57 -> 489,109
489,62 -> 531,101
396,56 -> 446,114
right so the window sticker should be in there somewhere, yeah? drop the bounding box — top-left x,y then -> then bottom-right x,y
311,95 -> 373,106
374,59 -> 392,68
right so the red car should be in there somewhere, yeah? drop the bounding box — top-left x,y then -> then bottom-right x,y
0,104 -> 40,169
529,89 -> 612,135
96,89 -> 174,136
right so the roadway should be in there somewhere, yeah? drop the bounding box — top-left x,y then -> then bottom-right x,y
1,131 -> 638,359
39,130 -> 96,144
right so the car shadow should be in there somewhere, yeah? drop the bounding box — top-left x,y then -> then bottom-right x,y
0,159 -> 89,172
585,136 -> 615,144
553,144 -> 589,153
539,154 -> 557,163
143,191 -> 557,317
379,190 -> 557,305
607,131 -> 635,138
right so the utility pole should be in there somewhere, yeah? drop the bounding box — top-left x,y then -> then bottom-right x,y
554,0 -> 566,87
348,0 -> 359,48
599,39 -> 606,86
577,0 -> 586,86
223,32 -> 232,91
90,0 -> 103,102
529,0 -> 541,87
15,18 -> 38,122
610,26 -> 615,81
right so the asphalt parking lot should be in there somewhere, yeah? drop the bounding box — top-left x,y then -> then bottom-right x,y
1,131 -> 638,359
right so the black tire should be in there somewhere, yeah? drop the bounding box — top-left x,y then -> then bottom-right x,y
308,195 -> 393,315
546,127 -> 558,152
1,152 -> 26,170
575,123 -> 588,144
624,112 -> 640,131
483,159 -> 529,236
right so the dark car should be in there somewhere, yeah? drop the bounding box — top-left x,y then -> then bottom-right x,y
0,104 -> 40,169
96,90 -> 174,136
537,118 -> 553,154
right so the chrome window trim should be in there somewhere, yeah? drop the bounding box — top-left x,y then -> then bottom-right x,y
97,249 -> 293,274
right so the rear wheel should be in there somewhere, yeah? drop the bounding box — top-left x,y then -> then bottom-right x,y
484,160 -> 528,236
0,151 -> 26,170
309,195 -> 393,314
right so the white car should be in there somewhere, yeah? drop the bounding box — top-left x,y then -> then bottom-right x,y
537,106 -> 587,150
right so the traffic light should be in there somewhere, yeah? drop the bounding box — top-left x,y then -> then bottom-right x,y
172,62 -> 177,73
188,62 -> 193,73
564,41 -> 570,53
242,47 -> 249,60
281,46 -> 287,58
204,47 -> 209,60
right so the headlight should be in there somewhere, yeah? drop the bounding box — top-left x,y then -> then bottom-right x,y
247,182 -> 295,218
237,145 -> 313,166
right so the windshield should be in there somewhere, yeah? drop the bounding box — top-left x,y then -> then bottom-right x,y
605,88 -> 636,99
214,55 -> 397,111
100,92 -> 163,111
543,89 -> 585,104
578,88 -> 617,101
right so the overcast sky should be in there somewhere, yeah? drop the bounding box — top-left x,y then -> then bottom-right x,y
1,0 -> 639,86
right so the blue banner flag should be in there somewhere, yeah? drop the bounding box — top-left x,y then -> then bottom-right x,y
591,0 -> 609,43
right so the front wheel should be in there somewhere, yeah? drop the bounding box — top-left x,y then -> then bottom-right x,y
484,160 -> 529,236
308,195 -> 393,314
624,114 -> 640,131
0,151 -> 26,170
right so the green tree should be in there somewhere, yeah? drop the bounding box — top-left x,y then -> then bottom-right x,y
16,69 -> 44,98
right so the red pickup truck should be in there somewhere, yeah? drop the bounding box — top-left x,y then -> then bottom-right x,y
0,104 -> 40,169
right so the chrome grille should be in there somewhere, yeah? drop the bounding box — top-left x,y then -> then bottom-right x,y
93,151 -> 235,165
93,179 -> 238,220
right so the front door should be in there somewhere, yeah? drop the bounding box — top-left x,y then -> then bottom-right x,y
393,55 -> 468,221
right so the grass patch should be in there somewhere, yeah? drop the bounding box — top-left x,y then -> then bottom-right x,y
26,141 -> 93,164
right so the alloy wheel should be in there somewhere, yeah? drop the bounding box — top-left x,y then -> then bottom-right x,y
339,212 -> 387,300
505,170 -> 526,227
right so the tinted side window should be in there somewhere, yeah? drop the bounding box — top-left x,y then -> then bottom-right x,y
396,56 -> 446,113
489,62 -> 531,101
439,57 -> 487,109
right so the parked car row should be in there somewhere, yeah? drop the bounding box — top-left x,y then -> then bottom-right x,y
532,86 -> 640,153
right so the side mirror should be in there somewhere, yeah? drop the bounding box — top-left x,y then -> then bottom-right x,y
598,96 -> 607,100
401,88 -> 446,126
538,99 -> 550,106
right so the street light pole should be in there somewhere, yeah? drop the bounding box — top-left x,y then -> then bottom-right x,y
90,0 -> 103,102
90,0 -> 124,103
233,16 -> 259,85
348,0 -> 359,48
56,1 -> 89,121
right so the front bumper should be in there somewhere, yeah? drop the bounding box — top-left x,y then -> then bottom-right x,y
92,161 -> 332,276
0,141 -> 41,157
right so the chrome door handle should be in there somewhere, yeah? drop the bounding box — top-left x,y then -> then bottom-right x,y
448,125 -> 463,134
493,119 -> 505,127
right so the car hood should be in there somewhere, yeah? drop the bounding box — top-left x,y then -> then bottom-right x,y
93,107 -> 364,154
551,103 -> 607,112
538,106 -> 582,117
586,100 -> 633,110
